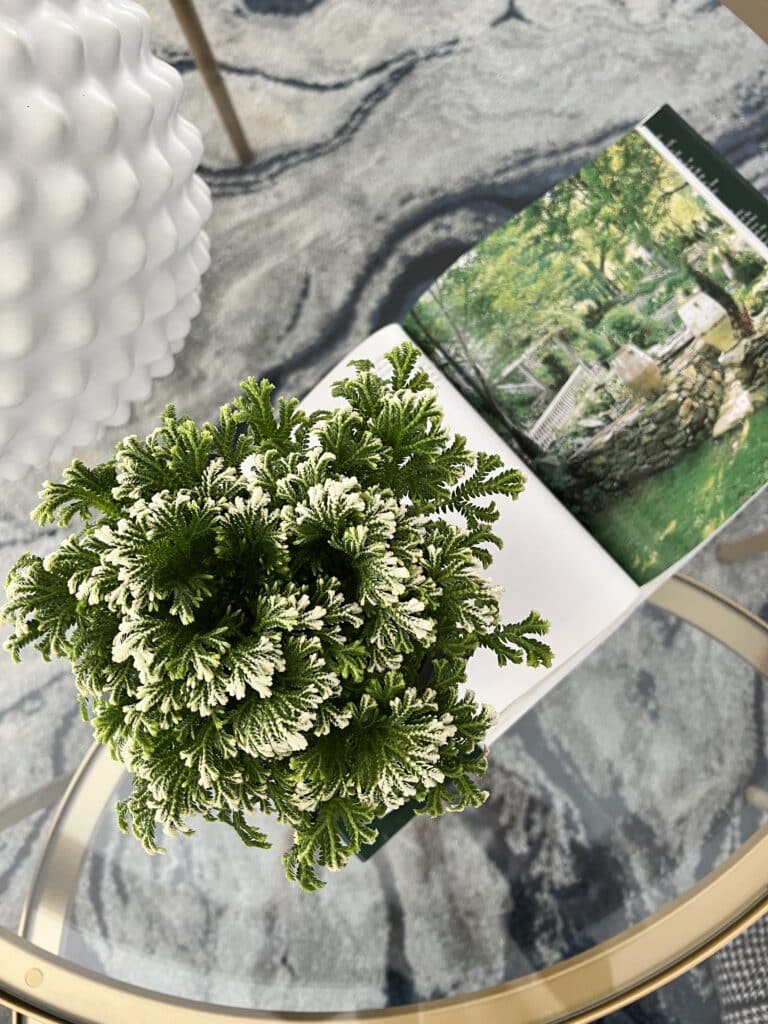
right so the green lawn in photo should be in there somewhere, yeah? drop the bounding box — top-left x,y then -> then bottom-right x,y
586,404 -> 768,583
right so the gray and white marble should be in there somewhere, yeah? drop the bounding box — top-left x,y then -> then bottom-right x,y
2,2 -> 768,1022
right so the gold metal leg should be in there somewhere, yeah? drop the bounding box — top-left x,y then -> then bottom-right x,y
746,786 -> 768,813
168,0 -> 253,165
0,777 -> 71,834
723,0 -> 768,45
16,747 -> 124,960
715,529 -> 768,564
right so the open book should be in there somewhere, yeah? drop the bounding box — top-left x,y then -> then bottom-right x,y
302,105 -> 768,746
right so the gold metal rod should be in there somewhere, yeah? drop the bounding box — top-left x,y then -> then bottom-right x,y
746,786 -> 768,813
16,747 -> 124,959
722,0 -> 768,44
0,777 -> 72,834
648,574 -> 768,675
168,0 -> 253,165
715,529 -> 768,564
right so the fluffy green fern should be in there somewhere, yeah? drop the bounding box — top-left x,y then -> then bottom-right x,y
2,341 -> 552,891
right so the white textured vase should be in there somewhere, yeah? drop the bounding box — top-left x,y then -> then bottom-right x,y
0,0 -> 212,480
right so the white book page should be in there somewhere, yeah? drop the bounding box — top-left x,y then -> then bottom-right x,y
300,325 -> 639,737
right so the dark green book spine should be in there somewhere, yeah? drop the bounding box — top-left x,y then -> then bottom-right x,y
642,104 -> 768,246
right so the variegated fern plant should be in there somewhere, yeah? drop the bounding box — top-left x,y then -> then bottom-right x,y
2,342 -> 551,890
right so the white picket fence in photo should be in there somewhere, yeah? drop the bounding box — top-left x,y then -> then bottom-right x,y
527,365 -> 598,449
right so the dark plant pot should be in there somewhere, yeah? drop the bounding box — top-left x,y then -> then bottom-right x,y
354,745 -> 483,861
355,799 -> 423,861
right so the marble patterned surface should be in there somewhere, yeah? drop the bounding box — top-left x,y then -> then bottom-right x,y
1,1 -> 768,1021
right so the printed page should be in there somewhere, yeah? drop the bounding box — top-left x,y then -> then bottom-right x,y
300,324 -> 638,725
404,105 -> 768,588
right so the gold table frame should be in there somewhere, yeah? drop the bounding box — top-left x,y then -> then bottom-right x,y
0,575 -> 767,1024
723,0 -> 768,43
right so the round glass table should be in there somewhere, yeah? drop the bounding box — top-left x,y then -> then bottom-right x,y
0,574 -> 767,1024
1,1 -> 768,1022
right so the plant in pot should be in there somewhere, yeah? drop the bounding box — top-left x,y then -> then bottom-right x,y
1,342 -> 552,891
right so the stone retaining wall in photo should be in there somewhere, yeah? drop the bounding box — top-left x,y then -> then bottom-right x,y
567,340 -> 725,490
744,332 -> 768,390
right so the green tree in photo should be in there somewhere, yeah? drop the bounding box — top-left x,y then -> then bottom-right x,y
598,306 -> 668,353
521,132 -> 754,337
405,128 -> 758,466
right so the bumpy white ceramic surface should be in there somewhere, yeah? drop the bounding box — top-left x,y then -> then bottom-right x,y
0,0 -> 211,480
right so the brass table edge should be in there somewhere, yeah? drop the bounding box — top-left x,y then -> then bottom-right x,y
1,573 -> 766,1023
723,0 -> 768,44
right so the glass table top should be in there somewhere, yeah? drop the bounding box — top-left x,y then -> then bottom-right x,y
2,569 -> 768,1022
0,1 -> 767,1022
22,588 -> 768,1014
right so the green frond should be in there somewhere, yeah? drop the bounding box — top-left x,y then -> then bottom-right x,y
116,778 -> 166,855
313,409 -> 384,478
347,687 -> 455,806
220,808 -> 270,849
179,715 -> 238,788
325,640 -> 368,683
158,406 -> 215,485
368,598 -> 436,664
224,634 -> 285,699
2,553 -> 77,661
384,340 -> 421,389
283,797 -> 379,890
214,494 -> 286,580
113,433 -> 171,502
43,535 -> 102,601
442,452 -> 525,521
330,366 -> 386,421
486,611 -> 553,668
33,460 -> 120,526
234,379 -> 308,454
419,767 -> 489,816
228,682 -> 326,759
208,404 -> 254,468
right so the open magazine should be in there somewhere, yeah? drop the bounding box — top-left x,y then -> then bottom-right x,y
303,104 -> 768,747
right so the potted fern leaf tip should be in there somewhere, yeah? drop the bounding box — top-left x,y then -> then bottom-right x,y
2,341 -> 552,892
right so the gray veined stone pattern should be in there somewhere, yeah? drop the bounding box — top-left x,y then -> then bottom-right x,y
1,2 -> 768,1023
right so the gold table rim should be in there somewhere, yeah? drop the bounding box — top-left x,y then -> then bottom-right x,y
0,573 -> 767,1024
